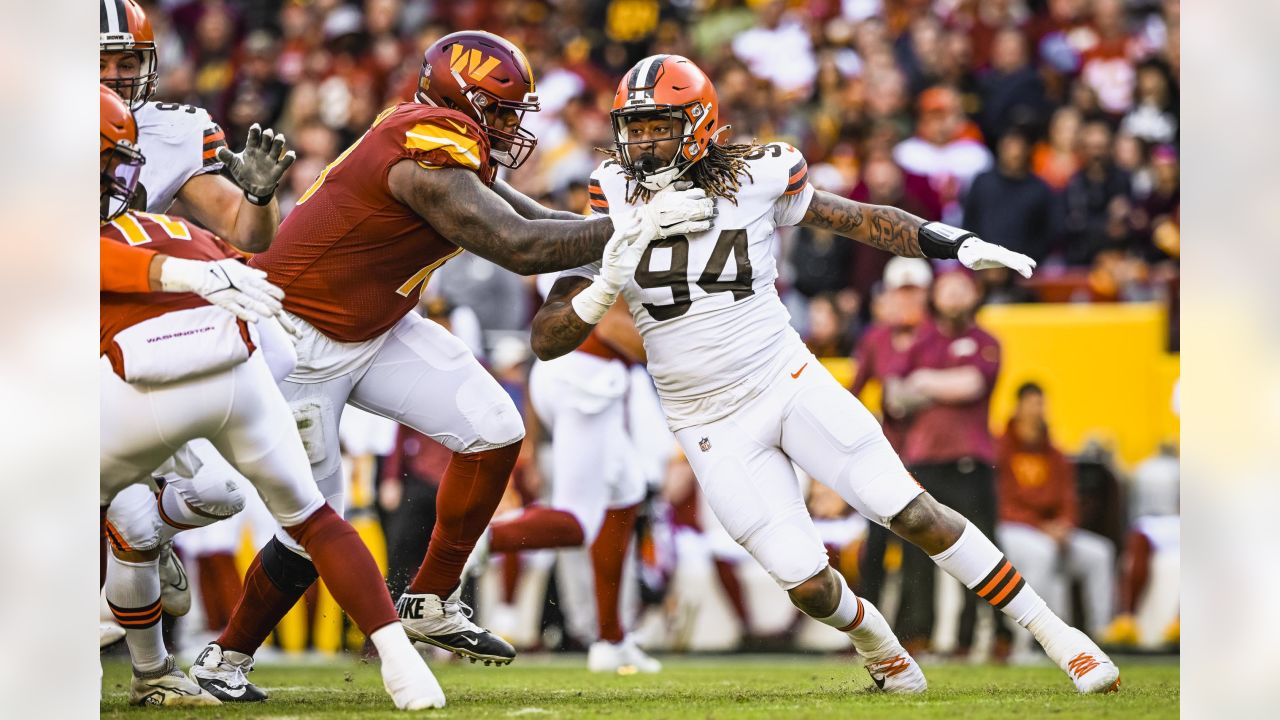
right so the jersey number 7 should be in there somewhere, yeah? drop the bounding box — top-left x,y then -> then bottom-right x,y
634,229 -> 753,321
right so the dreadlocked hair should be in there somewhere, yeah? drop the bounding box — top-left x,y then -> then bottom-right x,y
600,142 -> 764,205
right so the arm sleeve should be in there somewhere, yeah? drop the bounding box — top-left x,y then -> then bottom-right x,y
199,120 -> 227,175
100,237 -> 156,293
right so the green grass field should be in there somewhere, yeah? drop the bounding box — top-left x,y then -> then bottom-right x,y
101,654 -> 1178,719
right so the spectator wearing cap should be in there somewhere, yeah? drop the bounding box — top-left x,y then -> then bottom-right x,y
885,268 -> 1002,655
964,127 -> 1056,265
852,257 -> 933,609
1062,119 -> 1132,265
996,383 -> 1115,646
893,86 -> 993,226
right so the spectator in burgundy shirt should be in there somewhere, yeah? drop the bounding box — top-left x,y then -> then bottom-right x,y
996,383 -> 1115,645
884,267 -> 1001,654
852,257 -> 932,609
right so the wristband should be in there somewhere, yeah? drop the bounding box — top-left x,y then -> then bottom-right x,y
244,190 -> 273,206
917,221 -> 975,260
570,280 -> 617,325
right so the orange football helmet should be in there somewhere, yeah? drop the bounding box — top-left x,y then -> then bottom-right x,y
415,31 -> 540,169
611,55 -> 720,190
100,0 -> 158,111
101,84 -> 145,223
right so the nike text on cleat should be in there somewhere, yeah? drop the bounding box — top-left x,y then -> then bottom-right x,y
158,543 -> 192,616
865,653 -> 927,694
130,655 -> 221,707
396,591 -> 516,666
189,643 -> 268,702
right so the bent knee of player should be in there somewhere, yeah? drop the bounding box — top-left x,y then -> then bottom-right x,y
746,525 -> 829,591
890,493 -> 962,546
167,477 -> 247,522
456,376 -> 526,452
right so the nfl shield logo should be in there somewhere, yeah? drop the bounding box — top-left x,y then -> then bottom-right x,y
698,437 -> 711,452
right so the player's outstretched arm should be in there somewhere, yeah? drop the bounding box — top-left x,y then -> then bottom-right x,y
799,190 -> 1036,277
492,180 -> 587,222
389,162 -> 614,275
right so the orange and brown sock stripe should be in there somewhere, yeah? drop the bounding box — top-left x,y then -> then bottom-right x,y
108,597 -> 164,630
838,597 -> 866,633
974,556 -> 1026,610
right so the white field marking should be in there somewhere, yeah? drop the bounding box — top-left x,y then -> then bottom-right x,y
508,709 -> 551,716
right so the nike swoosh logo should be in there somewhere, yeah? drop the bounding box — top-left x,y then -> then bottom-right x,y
873,676 -> 886,689
444,119 -> 469,135
460,637 -> 480,646
790,363 -> 808,379
217,683 -> 247,698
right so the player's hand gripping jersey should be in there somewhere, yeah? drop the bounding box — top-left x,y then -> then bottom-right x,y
251,104 -> 494,342
100,211 -> 257,383
132,101 -> 227,213
572,142 -> 814,430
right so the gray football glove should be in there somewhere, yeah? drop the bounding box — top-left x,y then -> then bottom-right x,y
217,123 -> 297,206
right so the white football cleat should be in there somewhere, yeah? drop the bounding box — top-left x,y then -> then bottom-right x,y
157,543 -> 192,616
1043,628 -> 1121,693
130,656 -> 221,707
189,642 -> 267,702
588,636 -> 661,674
397,588 -> 515,666
864,651 -> 928,693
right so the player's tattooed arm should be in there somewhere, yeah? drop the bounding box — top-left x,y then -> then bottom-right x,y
492,180 -> 586,222
799,190 -> 926,258
530,275 -> 596,360
388,162 -> 613,275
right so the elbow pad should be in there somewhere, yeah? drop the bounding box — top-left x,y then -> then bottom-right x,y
917,222 -> 976,260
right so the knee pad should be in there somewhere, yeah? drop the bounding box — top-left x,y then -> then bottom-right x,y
456,375 -> 526,451
164,473 -> 247,522
260,535 -> 319,591
745,521 -> 829,591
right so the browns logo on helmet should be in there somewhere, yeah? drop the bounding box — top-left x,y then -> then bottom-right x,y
611,55 -> 721,191
415,31 -> 540,169
100,0 -> 158,111
101,85 -> 145,224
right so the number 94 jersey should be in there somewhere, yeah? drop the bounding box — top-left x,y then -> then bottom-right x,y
571,142 -> 815,431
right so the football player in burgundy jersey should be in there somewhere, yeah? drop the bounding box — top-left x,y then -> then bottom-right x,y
100,85 -> 446,710
190,31 -> 714,700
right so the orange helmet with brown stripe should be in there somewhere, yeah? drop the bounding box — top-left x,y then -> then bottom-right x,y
415,31 -> 540,169
101,84 -> 145,224
100,0 -> 158,111
611,55 -> 720,191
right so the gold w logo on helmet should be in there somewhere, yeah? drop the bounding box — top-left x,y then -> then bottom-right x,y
449,44 -> 501,82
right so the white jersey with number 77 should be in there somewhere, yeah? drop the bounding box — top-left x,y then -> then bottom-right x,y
561,142 -> 816,431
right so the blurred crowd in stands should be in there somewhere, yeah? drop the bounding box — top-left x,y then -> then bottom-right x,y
133,0 -> 1181,660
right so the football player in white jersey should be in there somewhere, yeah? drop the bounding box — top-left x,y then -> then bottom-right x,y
531,55 -> 1120,695
100,0 -> 297,627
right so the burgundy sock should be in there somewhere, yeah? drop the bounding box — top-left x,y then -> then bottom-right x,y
714,558 -> 752,629
217,552 -> 303,655
408,443 -> 521,596
490,507 -> 586,553
592,505 -> 638,643
285,504 -> 398,635
197,552 -> 243,632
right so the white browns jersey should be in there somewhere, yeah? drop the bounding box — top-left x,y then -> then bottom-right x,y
564,143 -> 815,431
134,101 -> 227,213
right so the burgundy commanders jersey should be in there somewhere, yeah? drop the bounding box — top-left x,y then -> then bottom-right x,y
251,103 -> 494,343
100,211 -> 253,364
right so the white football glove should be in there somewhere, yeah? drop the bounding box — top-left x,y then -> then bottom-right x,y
636,184 -> 716,239
572,214 -> 648,325
216,123 -> 297,205
159,257 -> 285,323
956,236 -> 1037,278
